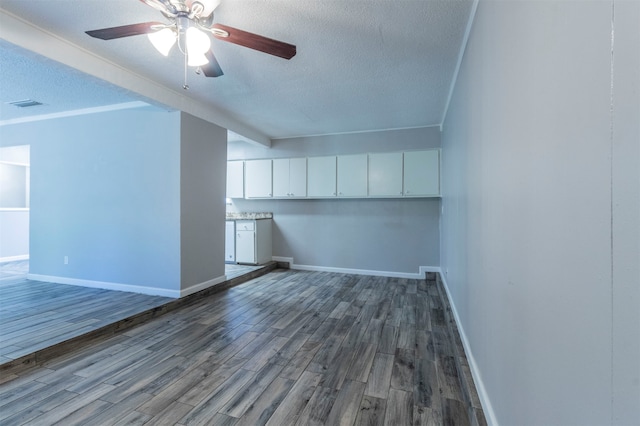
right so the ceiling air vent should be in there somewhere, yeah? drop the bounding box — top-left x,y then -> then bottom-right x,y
7,99 -> 43,108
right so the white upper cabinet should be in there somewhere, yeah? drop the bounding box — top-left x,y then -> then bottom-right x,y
337,154 -> 368,197
272,159 -> 289,198
368,152 -> 403,197
307,156 -> 337,197
226,161 -> 244,198
289,158 -> 307,197
244,159 -> 272,198
403,150 -> 440,197
273,158 -> 307,198
236,149 -> 440,200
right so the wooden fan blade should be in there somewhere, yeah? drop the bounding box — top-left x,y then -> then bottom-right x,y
212,23 -> 296,60
201,50 -> 224,77
86,22 -> 163,40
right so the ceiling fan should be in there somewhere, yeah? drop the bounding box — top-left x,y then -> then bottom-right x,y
85,0 -> 296,88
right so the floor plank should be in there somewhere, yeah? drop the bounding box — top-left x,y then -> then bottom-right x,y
384,388 -> 413,426
324,380 -> 366,426
354,395 -> 387,426
364,353 -> 395,399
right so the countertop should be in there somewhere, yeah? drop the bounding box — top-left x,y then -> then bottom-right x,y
226,212 -> 273,220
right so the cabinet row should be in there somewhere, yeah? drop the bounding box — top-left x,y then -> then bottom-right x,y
227,149 -> 440,199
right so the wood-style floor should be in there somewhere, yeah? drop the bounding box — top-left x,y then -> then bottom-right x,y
0,263 -> 262,365
0,278 -> 172,365
0,269 -> 485,425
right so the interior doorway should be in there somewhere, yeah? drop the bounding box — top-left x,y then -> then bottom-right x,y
0,144 -> 30,264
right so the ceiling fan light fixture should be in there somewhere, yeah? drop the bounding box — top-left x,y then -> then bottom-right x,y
148,27 -> 176,56
186,26 -> 211,55
188,52 -> 209,67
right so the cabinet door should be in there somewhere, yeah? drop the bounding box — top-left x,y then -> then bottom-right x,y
403,150 -> 440,196
307,156 -> 336,197
226,161 -> 244,198
368,152 -> 403,197
289,158 -> 307,197
272,158 -> 290,198
337,154 -> 368,197
235,229 -> 255,264
245,159 -> 272,198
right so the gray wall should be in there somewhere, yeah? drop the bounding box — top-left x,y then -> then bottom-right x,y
228,127 -> 441,274
441,1 -> 639,425
2,109 -> 183,292
180,112 -> 227,290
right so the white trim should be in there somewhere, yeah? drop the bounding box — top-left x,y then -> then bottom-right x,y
0,160 -> 29,166
272,256 -> 294,266
26,273 -> 180,298
271,124 -> 442,141
437,267 -> 498,426
440,0 -> 479,127
419,265 -> 440,274
179,274 -> 227,298
272,256 -> 434,279
0,254 -> 29,263
0,101 -> 150,127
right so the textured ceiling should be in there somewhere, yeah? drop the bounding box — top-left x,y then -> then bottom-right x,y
0,39 -> 162,124
0,0 -> 474,141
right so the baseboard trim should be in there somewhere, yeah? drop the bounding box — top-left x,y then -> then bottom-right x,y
437,268 -> 498,426
26,274 -> 180,298
272,256 -> 436,279
179,274 -> 227,298
0,255 -> 29,263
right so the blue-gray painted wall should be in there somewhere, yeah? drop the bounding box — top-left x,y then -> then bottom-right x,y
2,108 -> 182,291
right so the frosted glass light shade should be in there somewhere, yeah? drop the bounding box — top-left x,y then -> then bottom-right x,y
186,27 -> 211,55
148,28 -> 176,56
188,52 -> 209,67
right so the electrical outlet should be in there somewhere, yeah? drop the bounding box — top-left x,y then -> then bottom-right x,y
64,256 -> 69,265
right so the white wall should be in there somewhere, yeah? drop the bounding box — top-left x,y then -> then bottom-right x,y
180,112 -> 228,292
228,127 -> 441,276
0,210 -> 29,260
441,1 -> 639,425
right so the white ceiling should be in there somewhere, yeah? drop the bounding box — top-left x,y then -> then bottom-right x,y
0,0 -> 474,143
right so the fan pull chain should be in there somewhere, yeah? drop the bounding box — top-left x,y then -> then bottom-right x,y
183,47 -> 189,90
